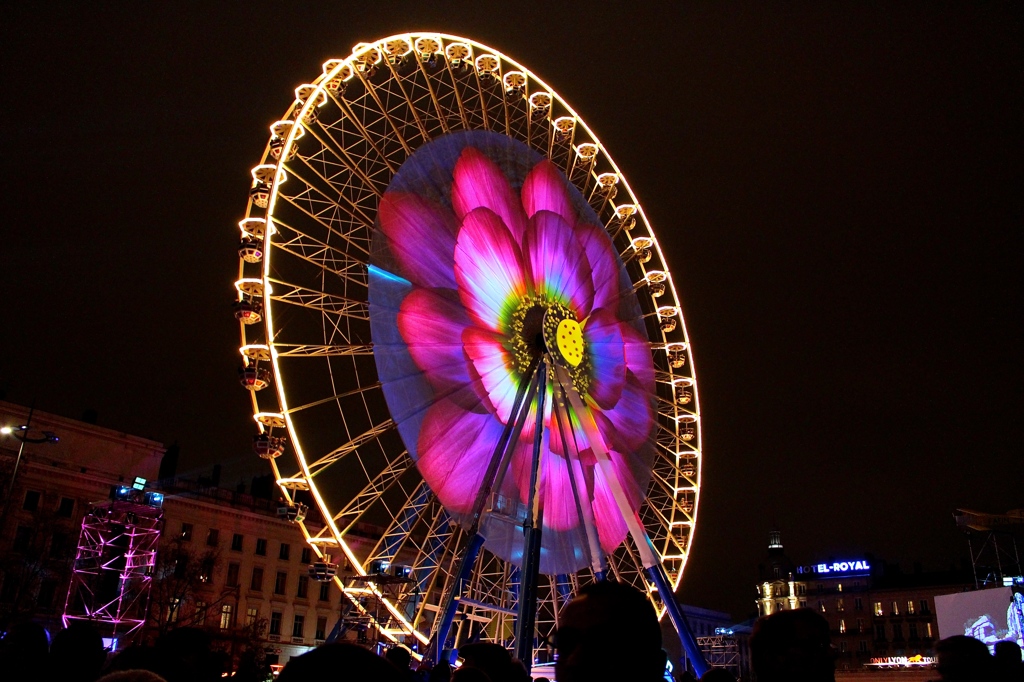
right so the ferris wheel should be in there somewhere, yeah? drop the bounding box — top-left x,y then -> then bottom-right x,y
234,33 -> 705,672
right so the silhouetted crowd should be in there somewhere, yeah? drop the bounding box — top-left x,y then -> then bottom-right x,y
1,581 -> 1021,682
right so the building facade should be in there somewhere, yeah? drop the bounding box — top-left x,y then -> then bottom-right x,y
755,531 -> 972,675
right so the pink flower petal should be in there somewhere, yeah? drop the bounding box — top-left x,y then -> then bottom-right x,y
398,288 -> 473,392
538,453 -> 579,531
583,309 -> 626,410
454,207 -> 528,333
463,326 -> 519,424
590,448 -> 647,553
521,158 -> 576,227
417,400 -> 508,517
621,322 -> 656,392
378,192 -> 458,289
451,147 -> 529,244
523,211 -> 595,316
575,221 -> 622,313
594,370 -> 655,455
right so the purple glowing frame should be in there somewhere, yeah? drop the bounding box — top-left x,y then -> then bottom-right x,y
370,135 -> 658,575
236,33 -> 702,651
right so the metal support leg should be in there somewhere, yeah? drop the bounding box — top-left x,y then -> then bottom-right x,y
515,359 -> 547,670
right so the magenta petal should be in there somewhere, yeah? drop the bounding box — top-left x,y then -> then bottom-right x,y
538,453 -> 579,531
521,159 -> 576,227
523,211 -> 595,316
417,400 -> 507,516
621,322 -> 656,392
594,370 -> 655,454
454,207 -> 528,332
591,463 -> 630,554
575,221 -> 622,313
379,192 -> 458,289
451,147 -> 529,244
397,288 -> 479,400
583,309 -> 626,410
463,326 -> 518,424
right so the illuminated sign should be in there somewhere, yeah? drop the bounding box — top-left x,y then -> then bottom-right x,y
867,655 -> 935,668
795,560 -> 871,576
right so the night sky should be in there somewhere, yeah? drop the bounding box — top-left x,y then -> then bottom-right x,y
2,2 -> 1020,620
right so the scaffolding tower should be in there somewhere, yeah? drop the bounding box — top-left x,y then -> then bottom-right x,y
696,634 -> 741,676
954,508 -> 1024,588
62,491 -> 164,644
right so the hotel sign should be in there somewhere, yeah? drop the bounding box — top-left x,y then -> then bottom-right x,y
795,559 -> 871,576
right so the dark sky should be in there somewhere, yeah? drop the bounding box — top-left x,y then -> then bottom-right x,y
2,2 -> 1021,620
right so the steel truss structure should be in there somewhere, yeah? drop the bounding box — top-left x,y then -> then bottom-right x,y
696,635 -> 741,676
62,500 -> 163,642
233,33 -> 705,671
955,508 -> 1024,587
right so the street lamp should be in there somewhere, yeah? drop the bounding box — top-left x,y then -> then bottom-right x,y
0,405 -> 59,528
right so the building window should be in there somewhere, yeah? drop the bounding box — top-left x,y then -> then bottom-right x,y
297,575 -> 309,599
256,538 -> 267,556
167,598 -> 180,623
839,619 -> 846,634
873,602 -> 883,616
198,557 -> 213,583
909,622 -> 919,639
220,604 -> 233,629
195,601 -> 207,625
840,641 -> 847,653
797,584 -> 806,596
316,616 -> 327,641
921,599 -> 930,614
818,601 -> 826,613
275,572 -> 287,595
49,531 -> 69,559
292,614 -> 305,638
279,543 -> 290,561
906,599 -> 915,615
875,624 -> 886,641
854,597 -> 863,611
301,547 -> 312,564
857,618 -> 864,633
181,523 -> 193,541
56,497 -> 75,517
859,640 -> 868,654
250,567 -> 264,591
206,528 -> 219,547
246,607 -> 259,626
13,525 -> 33,552
231,533 -> 243,551
270,611 -> 282,636
226,562 -> 240,587
925,622 -> 933,638
892,623 -> 903,641
799,600 -> 807,608
319,582 -> 331,602
837,598 -> 844,612
837,583 -> 843,592
777,602 -> 784,612
23,490 -> 41,511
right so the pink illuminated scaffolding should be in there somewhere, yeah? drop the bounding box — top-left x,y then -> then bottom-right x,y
62,498 -> 163,643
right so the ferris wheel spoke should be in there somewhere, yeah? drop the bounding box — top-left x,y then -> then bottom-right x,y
282,159 -> 378,230
267,279 -> 370,320
333,455 -> 414,527
305,419 -> 396,477
380,58 -> 443,141
276,187 -> 374,253
268,233 -> 367,288
321,92 -> 401,182
284,382 -> 382,416
352,68 -> 417,156
363,478 -> 432,565
272,343 -> 373,358
298,121 -> 386,198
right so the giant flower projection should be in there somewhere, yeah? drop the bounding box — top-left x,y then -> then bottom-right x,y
369,131 -> 656,575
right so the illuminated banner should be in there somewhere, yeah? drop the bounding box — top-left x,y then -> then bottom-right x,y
795,560 -> 871,576
867,655 -> 934,668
